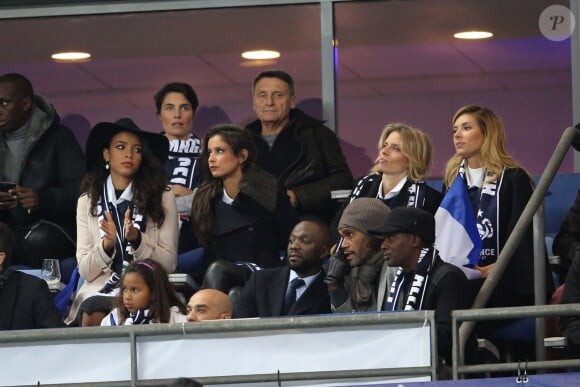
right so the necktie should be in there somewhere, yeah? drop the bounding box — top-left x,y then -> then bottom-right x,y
282,277 -> 305,315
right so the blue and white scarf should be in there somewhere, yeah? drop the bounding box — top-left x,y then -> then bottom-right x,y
385,247 -> 435,311
108,308 -> 152,326
400,180 -> 426,209
338,175 -> 425,251
349,174 -> 426,209
97,175 -> 146,276
458,160 -> 503,266
165,134 -> 202,190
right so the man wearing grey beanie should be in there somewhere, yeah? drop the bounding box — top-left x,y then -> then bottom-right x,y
324,198 -> 391,312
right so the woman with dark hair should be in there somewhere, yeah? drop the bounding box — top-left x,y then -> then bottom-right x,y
154,82 -> 203,255
191,125 -> 297,292
65,118 -> 178,326
443,104 -> 552,307
101,259 -> 186,326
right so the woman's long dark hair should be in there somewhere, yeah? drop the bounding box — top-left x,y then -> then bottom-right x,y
114,259 -> 186,324
81,131 -> 168,226
191,124 -> 257,247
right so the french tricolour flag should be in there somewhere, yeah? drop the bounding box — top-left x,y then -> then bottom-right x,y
434,175 -> 482,279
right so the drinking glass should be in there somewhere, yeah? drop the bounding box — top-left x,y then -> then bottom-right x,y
41,258 -> 61,283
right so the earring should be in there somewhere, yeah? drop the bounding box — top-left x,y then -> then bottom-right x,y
105,161 -> 110,170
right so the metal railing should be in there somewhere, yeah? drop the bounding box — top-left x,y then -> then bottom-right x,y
0,311 -> 437,386
457,125 -> 580,369
452,303 -> 580,378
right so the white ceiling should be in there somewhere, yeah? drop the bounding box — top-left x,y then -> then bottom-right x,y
0,0 -> 570,114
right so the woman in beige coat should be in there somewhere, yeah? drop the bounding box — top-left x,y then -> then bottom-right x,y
66,118 -> 178,326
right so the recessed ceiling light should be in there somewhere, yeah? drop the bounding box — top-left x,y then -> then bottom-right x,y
453,31 -> 493,40
241,50 -> 280,60
51,51 -> 91,62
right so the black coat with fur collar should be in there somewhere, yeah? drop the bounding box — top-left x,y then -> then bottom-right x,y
210,165 -> 298,269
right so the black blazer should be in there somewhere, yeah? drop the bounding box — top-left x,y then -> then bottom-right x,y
234,266 -> 332,318
0,271 -> 66,330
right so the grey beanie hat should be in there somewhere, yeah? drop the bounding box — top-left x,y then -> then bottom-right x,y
338,198 -> 391,235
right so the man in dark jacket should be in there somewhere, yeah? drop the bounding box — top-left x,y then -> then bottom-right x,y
234,219 -> 332,318
369,207 -> 473,365
554,189 -> 580,281
559,247 -> 580,355
0,73 -> 85,268
0,222 -> 65,330
246,70 -> 353,223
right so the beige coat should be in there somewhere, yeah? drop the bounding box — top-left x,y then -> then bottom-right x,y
65,190 -> 178,324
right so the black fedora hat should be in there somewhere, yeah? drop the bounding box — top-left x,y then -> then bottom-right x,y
85,118 -> 168,173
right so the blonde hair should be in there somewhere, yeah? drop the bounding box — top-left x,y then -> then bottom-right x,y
371,122 -> 432,182
444,105 -> 524,188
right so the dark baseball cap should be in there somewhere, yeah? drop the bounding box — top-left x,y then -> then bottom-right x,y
368,207 -> 435,244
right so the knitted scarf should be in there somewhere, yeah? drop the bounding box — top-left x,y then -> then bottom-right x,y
97,175 -> 146,276
349,174 -> 426,209
385,247 -> 436,311
458,159 -> 503,266
108,308 -> 152,326
338,175 -> 425,252
165,134 -> 202,190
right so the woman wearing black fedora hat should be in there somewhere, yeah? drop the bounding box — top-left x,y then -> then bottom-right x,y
65,118 -> 179,326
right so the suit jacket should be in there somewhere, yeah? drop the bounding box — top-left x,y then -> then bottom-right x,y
234,266 -> 331,318
0,271 -> 65,330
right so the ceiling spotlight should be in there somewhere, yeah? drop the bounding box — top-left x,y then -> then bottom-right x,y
453,31 -> 493,40
51,51 -> 91,62
241,50 -> 280,60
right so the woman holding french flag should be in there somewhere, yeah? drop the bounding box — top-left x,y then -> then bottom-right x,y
437,105 -> 552,308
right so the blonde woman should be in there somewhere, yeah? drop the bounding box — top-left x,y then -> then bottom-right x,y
340,122 -> 442,215
443,104 -> 552,307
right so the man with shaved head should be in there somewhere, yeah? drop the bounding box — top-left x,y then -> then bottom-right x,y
186,289 -> 233,322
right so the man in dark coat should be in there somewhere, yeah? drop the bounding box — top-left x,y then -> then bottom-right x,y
369,207 -> 473,364
554,189 -> 580,281
234,219 -> 332,318
0,73 -> 85,268
0,222 -> 65,330
246,69 -> 353,223
560,246 -> 580,355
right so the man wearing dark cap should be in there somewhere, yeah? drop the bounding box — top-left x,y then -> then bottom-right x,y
324,197 -> 391,312
370,206 -> 473,365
